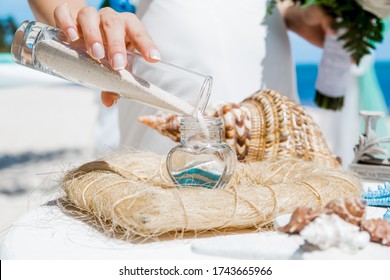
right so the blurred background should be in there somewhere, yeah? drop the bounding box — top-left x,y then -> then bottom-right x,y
2,0 -> 389,108
0,0 -> 389,245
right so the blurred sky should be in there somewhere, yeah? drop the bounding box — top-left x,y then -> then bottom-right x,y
1,0 -> 389,63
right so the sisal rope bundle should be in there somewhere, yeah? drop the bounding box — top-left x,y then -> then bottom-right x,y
61,151 -> 362,239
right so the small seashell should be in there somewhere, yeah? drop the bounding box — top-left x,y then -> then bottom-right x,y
361,219 -> 390,246
300,214 -> 370,252
362,182 -> 390,207
325,198 -> 366,226
139,89 -> 340,168
277,206 -> 331,234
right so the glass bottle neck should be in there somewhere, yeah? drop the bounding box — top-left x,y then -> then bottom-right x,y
180,117 -> 222,144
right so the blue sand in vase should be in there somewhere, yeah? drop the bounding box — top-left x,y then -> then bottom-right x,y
172,161 -> 223,189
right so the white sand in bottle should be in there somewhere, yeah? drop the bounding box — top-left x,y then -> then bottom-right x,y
34,39 -> 195,115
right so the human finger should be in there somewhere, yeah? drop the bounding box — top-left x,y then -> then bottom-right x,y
121,12 -> 160,62
99,7 -> 127,70
101,91 -> 120,107
54,3 -> 79,41
77,6 -> 105,60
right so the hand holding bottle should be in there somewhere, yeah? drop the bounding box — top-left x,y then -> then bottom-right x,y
28,1 -> 161,107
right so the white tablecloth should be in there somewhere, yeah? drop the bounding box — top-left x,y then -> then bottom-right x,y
0,203 -> 223,260
1,183 -> 389,260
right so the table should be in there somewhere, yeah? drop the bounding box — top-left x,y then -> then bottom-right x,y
0,202 -> 224,260
1,198 -> 389,260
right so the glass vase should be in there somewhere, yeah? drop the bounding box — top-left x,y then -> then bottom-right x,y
166,117 -> 236,189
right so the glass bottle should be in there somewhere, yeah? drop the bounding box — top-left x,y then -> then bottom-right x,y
166,117 -> 236,189
11,21 -> 212,116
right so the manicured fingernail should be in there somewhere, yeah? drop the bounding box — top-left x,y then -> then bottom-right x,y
112,53 -> 126,70
149,48 -> 161,60
67,27 -> 79,41
91,42 -> 105,59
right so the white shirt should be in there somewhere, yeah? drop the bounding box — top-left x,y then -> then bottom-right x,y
117,0 -> 298,153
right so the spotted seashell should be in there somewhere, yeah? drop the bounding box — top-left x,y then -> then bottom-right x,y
361,219 -> 390,246
139,89 -> 340,168
362,182 -> 390,207
277,206 -> 332,234
138,114 -> 181,142
325,198 -> 366,226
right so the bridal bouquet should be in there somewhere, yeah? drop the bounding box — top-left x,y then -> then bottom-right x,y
269,0 -> 389,64
269,0 -> 390,110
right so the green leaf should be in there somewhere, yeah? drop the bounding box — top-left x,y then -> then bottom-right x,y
315,91 -> 344,111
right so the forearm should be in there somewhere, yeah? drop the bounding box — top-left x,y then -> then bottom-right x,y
277,1 -> 301,34
28,0 -> 87,25
278,1 -> 328,48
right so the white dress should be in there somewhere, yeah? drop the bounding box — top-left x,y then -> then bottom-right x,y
117,0 -> 298,153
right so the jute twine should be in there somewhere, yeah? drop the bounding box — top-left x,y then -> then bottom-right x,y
61,151 -> 362,240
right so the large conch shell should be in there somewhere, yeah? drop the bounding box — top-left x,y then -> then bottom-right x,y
139,89 -> 340,168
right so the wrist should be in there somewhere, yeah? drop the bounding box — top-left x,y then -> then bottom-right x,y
278,2 -> 304,33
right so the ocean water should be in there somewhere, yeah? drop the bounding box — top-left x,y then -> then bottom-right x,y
297,61 -> 390,110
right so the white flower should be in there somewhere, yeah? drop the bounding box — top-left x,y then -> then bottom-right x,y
356,0 -> 390,18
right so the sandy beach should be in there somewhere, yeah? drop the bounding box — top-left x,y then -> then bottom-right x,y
0,63 -> 120,245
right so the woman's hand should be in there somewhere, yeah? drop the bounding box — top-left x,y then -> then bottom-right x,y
54,3 -> 160,107
28,1 -> 160,107
278,2 -> 335,48
54,4 -> 160,65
